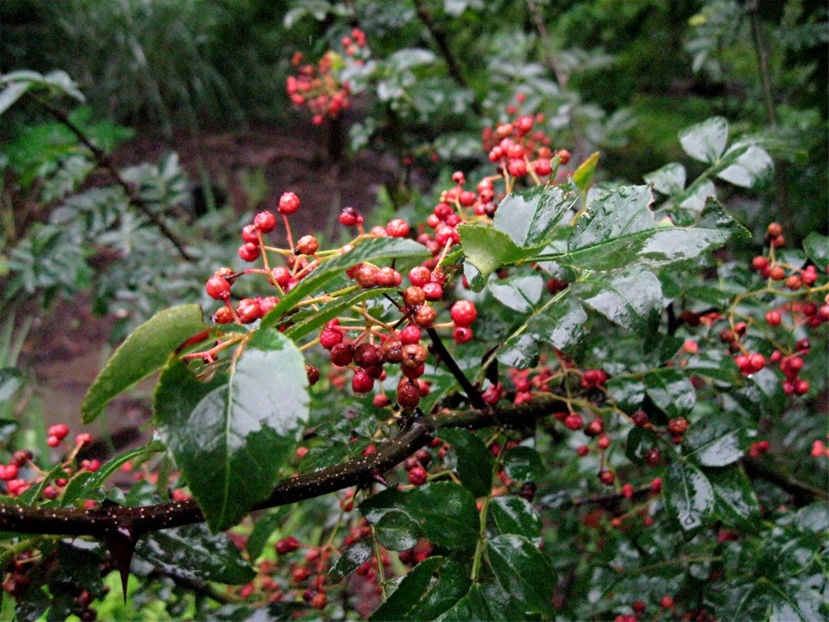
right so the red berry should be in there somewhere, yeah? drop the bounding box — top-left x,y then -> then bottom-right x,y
765,309 -> 781,325
409,266 -> 431,287
46,435 -> 60,448
386,218 -> 410,237
400,325 -> 421,344
660,596 -> 674,609
598,470 -> 615,485
254,210 -> 277,232
320,328 -> 343,350
330,343 -> 354,366
275,537 -> 301,554
206,276 -> 231,300
278,192 -> 300,214
564,414 -> 583,430
408,466 -> 428,486
48,423 -> 69,439
236,298 -> 262,323
352,370 -> 374,393
450,300 -> 478,327
242,223 -> 259,243
453,326 -> 473,344
295,235 -> 319,255
751,256 -> 768,271
238,242 -> 260,262
339,207 -> 361,227
422,282 -> 443,300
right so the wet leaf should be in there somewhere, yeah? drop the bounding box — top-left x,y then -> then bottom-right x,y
492,185 -> 576,247
803,232 -> 828,268
686,413 -> 745,467
329,541 -> 372,583
458,225 -> 529,283
645,162 -> 686,195
571,268 -> 662,331
679,117 -> 728,163
573,152 -> 600,189
491,496 -> 542,542
644,368 -> 696,418
663,461 -> 714,531
502,447 -> 546,482
375,510 -> 421,551
408,482 -> 479,549
625,427 -> 660,465
82,304 -> 206,423
136,524 -> 255,584
486,534 -> 555,614
706,467 -> 760,530
489,273 -> 545,313
154,330 -> 309,531
371,557 -> 470,621
437,429 -> 494,498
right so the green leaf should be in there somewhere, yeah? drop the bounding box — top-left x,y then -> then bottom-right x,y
0,80 -> 32,117
246,507 -> 289,560
408,483 -> 479,549
329,541 -> 373,583
136,524 -> 255,584
435,584 -> 502,621
375,510 -> 421,551
679,117 -> 728,163
491,496 -> 542,542
371,557 -> 470,621
489,273 -> 545,313
571,268 -> 662,331
645,162 -> 686,195
644,368 -> 696,418
548,186 -> 736,271
498,295 -> 587,368
573,152 -> 600,189
502,447 -> 546,482
0,368 -> 22,403
82,304 -> 206,423
716,144 -> 773,188
436,429 -> 494,498
284,287 -> 398,341
707,467 -> 760,530
493,186 -> 577,247
260,237 -> 429,329
359,487 -> 409,524
154,330 -> 310,531
663,461 -> 714,531
686,412 -> 746,467
486,534 -> 555,614
625,427 -> 660,465
803,232 -> 828,268
457,225 -> 527,283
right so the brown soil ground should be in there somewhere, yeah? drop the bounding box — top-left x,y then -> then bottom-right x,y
18,120 -> 402,454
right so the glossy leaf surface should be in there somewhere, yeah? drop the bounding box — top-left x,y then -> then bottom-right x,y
82,304 -> 206,423
154,330 -> 309,531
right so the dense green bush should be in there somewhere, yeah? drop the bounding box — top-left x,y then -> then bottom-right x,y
0,3 -> 826,620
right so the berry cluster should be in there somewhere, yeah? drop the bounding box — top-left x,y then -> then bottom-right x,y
200,189 -> 482,411
286,29 -> 368,125
482,94 -> 571,191
0,425 -> 98,500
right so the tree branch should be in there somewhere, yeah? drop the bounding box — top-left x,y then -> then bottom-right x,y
31,96 -> 194,261
0,395 -> 564,539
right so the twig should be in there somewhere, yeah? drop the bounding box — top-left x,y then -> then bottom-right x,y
425,327 -> 488,411
31,96 -> 194,261
411,0 -> 483,116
